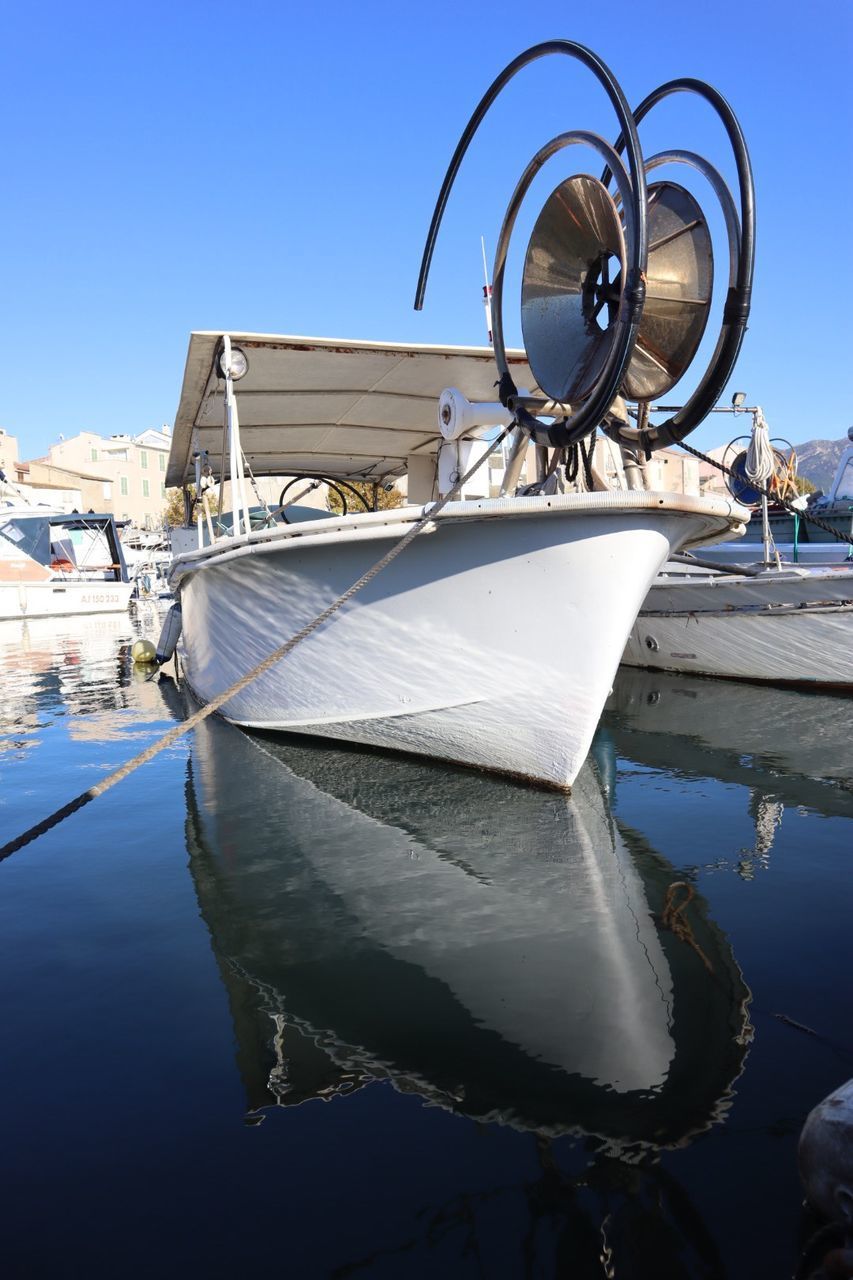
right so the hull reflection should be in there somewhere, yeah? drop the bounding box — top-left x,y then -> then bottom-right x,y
182,705 -> 751,1151
605,667 -> 853,822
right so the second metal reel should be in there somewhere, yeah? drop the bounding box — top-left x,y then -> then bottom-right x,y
521,175 -> 714,406
414,43 -> 755,451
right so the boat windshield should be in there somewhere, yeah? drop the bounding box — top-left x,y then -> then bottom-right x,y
48,518 -> 118,574
0,513 -> 124,579
0,516 -> 51,565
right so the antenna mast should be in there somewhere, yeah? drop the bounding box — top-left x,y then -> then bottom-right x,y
480,236 -> 493,345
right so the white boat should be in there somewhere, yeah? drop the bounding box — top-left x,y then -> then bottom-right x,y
165,333 -> 747,789
0,501 -> 133,620
161,41 -> 766,784
700,540 -> 852,568
124,549 -> 173,601
622,558 -> 853,686
120,526 -> 173,600
622,420 -> 853,687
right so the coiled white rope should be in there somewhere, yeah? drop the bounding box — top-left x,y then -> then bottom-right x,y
745,407 -> 774,484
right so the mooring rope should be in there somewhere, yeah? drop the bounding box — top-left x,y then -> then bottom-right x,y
0,430 -> 511,861
660,881 -> 714,974
677,438 -> 853,546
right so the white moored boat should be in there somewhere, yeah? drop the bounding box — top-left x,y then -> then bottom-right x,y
0,501 -> 133,620
165,335 -> 747,789
623,558 -> 853,687
162,41 -> 760,787
622,414 -> 853,687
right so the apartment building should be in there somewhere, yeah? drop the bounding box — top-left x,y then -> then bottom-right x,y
45,428 -> 173,527
0,429 -> 18,481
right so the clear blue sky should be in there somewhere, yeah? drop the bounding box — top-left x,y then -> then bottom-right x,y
2,0 -> 851,460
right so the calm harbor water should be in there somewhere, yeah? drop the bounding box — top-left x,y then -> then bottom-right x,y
1,610 -> 851,1278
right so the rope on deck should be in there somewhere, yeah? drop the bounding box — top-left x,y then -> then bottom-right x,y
0,430 -> 511,861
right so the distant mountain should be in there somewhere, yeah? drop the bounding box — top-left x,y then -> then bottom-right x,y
789,437 -> 848,493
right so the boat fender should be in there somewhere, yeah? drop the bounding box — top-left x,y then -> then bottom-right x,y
799,1078 -> 853,1226
155,603 -> 183,664
131,638 -> 157,665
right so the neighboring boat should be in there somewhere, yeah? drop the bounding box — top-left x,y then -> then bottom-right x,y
180,702 -> 752,1150
120,526 -> 173,600
0,502 -> 133,620
622,556 -> 853,686
700,538 -> 852,568
622,417 -> 853,686
164,334 -> 748,789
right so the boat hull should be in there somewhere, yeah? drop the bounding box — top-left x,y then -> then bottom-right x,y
172,495 -> 745,788
623,565 -> 853,685
0,580 -> 134,621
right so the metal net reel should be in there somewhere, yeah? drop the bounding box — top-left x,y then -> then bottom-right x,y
415,42 -> 754,456
521,173 -> 627,405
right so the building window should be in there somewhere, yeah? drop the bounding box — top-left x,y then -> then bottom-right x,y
90,447 -> 98,461
142,479 -> 150,498
158,453 -> 166,472
140,450 -> 148,469
120,476 -> 128,497
160,482 -> 166,498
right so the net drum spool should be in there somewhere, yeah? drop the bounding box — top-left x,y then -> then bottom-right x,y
521,173 -> 626,405
622,181 -> 713,402
415,41 -> 755,456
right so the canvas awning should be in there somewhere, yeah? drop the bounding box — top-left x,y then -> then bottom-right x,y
165,332 -> 537,488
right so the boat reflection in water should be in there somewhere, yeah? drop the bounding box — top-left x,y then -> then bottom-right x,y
605,666 -> 853,877
181,699 -> 752,1155
0,611 -> 159,749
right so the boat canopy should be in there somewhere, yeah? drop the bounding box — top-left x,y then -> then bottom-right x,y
165,332 -> 536,488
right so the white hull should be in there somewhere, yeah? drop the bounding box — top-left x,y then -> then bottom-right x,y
623,564 -> 853,685
0,579 -> 134,621
171,493 -> 745,788
702,540 -> 853,568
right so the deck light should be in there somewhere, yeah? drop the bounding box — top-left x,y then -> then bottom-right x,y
731,391 -> 746,409
218,346 -> 249,381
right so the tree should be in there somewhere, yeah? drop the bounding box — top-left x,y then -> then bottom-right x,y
327,480 -> 404,515
794,474 -> 816,496
162,485 -> 193,527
